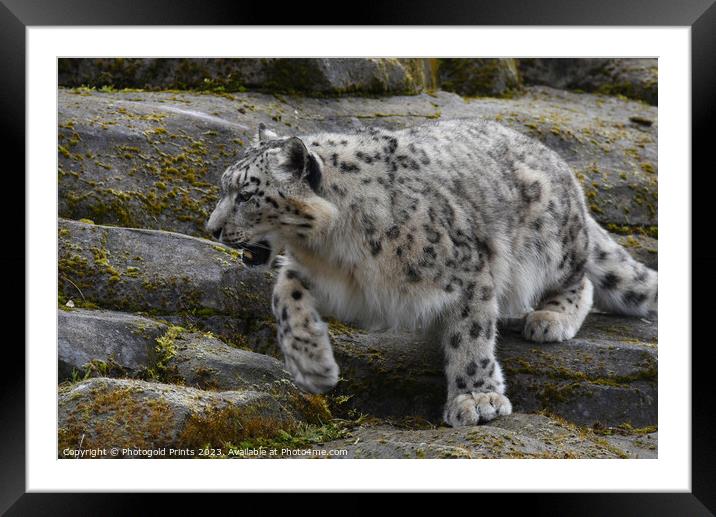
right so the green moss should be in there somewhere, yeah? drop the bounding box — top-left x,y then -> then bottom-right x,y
327,319 -> 359,337
125,266 -> 140,277
58,383 -> 176,455
90,245 -> 122,283
143,325 -> 184,382
211,245 -> 241,260
640,162 -> 656,174
606,224 -> 658,239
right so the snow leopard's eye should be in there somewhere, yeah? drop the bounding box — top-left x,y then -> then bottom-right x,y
236,191 -> 253,203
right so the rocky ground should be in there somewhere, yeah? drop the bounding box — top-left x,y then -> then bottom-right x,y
57,58 -> 658,459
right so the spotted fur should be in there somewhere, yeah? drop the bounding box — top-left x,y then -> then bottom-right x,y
207,120 -> 658,427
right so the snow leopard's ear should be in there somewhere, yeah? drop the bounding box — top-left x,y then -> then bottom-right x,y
278,137 -> 322,193
256,123 -> 279,144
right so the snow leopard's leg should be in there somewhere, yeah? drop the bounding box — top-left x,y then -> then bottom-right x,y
272,266 -> 339,394
442,283 -> 512,427
585,216 -> 658,317
523,275 -> 593,343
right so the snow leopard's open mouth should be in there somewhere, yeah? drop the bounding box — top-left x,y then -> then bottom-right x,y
236,240 -> 272,267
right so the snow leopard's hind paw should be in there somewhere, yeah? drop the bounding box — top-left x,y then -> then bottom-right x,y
523,276 -> 593,343
443,392 -> 512,427
523,310 -> 577,342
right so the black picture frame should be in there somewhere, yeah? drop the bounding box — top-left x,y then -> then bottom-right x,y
4,0 -> 714,513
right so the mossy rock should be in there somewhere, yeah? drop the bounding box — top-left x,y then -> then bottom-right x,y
58,377 -> 332,457
518,58 -> 657,105
438,58 -> 522,98
58,308 -> 295,392
59,84 -> 656,229
58,58 -> 436,96
58,219 -> 274,326
308,413 -> 655,459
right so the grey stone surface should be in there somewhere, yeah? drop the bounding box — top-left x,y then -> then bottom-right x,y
309,413 -> 654,459
58,308 -> 167,380
519,58 -> 658,105
57,308 -> 295,393
59,85 -> 656,234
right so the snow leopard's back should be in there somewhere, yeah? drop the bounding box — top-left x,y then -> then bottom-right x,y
297,119 -> 596,325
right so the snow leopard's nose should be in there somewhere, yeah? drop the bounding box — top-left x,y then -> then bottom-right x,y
211,228 -> 222,240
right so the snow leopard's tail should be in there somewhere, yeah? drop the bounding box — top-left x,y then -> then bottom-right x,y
584,217 -> 657,317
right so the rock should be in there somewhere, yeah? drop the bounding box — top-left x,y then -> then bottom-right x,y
320,312 -> 657,428
57,308 -> 295,394
597,429 -> 658,459
438,58 -> 521,97
58,308 -> 167,380
58,377 -> 330,457
59,86 -> 656,234
58,58 -> 435,96
309,413 -> 655,459
58,219 -> 274,345
497,314 -> 657,427
519,58 -> 658,105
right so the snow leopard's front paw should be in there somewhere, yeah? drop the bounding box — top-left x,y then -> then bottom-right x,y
280,320 -> 339,394
523,310 -> 576,343
443,392 -> 512,427
285,354 -> 339,394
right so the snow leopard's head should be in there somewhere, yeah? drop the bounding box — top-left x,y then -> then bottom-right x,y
206,124 -> 336,266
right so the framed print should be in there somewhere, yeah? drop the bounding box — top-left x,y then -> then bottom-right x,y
5,0 -> 715,512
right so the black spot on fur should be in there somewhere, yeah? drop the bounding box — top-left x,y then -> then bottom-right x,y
470,322 -> 483,338
623,290 -> 647,306
479,286 -> 493,301
521,181 -> 542,203
405,265 -> 421,282
450,334 -> 462,349
485,321 -> 494,341
466,361 -> 477,376
455,377 -> 467,390
340,161 -> 361,173
601,272 -> 620,290
386,226 -> 400,240
291,290 -> 303,300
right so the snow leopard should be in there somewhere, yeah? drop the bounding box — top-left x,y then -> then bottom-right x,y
206,120 -> 658,427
